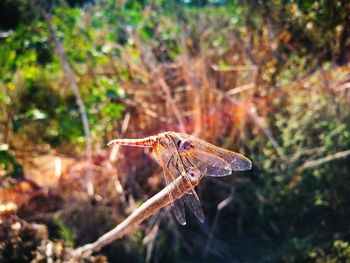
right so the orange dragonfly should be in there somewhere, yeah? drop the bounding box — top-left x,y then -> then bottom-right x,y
108,132 -> 252,225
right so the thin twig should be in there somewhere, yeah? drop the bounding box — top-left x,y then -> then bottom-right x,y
204,188 -> 235,255
109,112 -> 131,162
225,83 -> 255,96
71,174 -> 202,259
40,9 -> 94,196
298,149 -> 350,172
109,112 -> 131,205
289,146 -> 325,163
143,221 -> 160,263
335,82 -> 350,92
158,77 -> 186,132
245,105 -> 285,160
221,93 -> 286,160
211,64 -> 258,72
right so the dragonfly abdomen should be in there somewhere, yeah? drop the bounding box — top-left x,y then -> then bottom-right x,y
107,136 -> 157,147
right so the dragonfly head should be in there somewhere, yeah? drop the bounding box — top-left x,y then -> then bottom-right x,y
177,139 -> 193,154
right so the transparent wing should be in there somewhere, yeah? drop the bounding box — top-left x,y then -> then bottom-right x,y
155,147 -> 187,225
164,167 -> 186,225
182,149 -> 232,177
183,191 -> 204,223
155,136 -> 204,225
177,133 -> 252,172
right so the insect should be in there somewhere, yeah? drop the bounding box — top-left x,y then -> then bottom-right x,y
108,132 -> 252,225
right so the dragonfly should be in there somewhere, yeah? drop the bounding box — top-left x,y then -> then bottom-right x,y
108,132 -> 252,225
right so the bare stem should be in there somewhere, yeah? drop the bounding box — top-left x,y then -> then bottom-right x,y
158,77 -> 186,132
40,9 -> 94,196
223,94 -> 286,160
299,148 -> 350,171
71,174 -> 202,259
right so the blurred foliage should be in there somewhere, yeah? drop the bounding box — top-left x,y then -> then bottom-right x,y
0,0 -> 350,262
0,145 -> 23,179
243,91 -> 350,262
0,215 -> 107,262
54,215 -> 76,248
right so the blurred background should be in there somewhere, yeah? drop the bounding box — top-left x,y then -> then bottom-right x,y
1,0 -> 350,262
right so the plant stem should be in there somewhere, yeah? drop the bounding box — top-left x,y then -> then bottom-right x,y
40,9 -> 94,196
71,174 -> 201,258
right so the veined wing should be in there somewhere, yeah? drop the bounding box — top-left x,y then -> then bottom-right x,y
183,191 -> 204,223
181,149 -> 232,177
162,164 -> 204,224
155,136 -> 204,224
176,133 -> 252,172
162,164 -> 186,225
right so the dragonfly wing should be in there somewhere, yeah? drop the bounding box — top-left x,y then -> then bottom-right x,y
177,133 -> 252,171
155,136 -> 205,224
156,141 -> 187,225
183,191 -> 204,223
172,198 -> 186,225
161,161 -> 187,225
183,149 -> 232,177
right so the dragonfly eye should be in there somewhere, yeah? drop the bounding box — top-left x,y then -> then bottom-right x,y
187,167 -> 201,182
178,139 -> 193,153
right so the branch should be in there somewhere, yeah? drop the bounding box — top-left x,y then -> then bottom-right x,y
71,174 -> 202,259
222,93 -> 286,160
40,9 -> 94,196
299,149 -> 350,171
158,76 -> 186,133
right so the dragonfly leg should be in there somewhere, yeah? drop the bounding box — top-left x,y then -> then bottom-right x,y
184,155 -> 195,168
172,156 -> 200,183
166,155 -> 174,170
166,135 -> 191,173
173,156 -> 187,175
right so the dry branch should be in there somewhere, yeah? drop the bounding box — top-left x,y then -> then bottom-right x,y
226,83 -> 255,96
211,64 -> 258,72
158,76 -> 186,132
299,149 -> 350,171
40,8 -> 94,196
221,92 -> 286,160
71,174 -> 202,259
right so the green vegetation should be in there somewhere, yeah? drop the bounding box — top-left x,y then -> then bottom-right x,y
1,0 -> 350,262
55,215 -> 76,248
